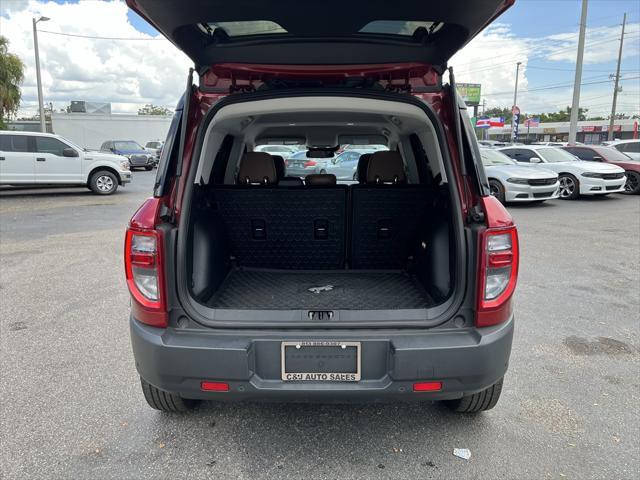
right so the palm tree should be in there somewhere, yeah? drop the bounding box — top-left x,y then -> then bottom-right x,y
0,36 -> 25,129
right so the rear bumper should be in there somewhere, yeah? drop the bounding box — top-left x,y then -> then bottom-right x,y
130,315 -> 514,402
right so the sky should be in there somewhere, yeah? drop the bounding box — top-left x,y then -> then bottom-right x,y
1,0 -> 639,118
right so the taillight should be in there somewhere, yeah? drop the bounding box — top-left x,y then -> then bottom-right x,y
125,199 -> 167,327
303,160 -> 317,167
476,226 -> 519,327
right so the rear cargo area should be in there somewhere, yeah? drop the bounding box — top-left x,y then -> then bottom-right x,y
207,268 -> 433,310
181,96 -> 460,318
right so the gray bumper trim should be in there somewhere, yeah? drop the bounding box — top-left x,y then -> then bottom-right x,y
130,316 -> 514,402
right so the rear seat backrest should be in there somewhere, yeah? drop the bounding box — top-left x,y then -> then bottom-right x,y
351,150 -> 432,269
237,152 -> 277,185
305,174 -> 337,186
366,151 -> 407,184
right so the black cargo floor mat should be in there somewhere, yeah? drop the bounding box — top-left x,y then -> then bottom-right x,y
207,268 -> 433,310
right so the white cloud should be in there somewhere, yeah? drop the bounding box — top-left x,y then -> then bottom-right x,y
1,0 -> 191,116
1,1 -> 638,118
451,22 -> 640,116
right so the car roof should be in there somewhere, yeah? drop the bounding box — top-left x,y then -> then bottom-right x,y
0,131 -> 58,137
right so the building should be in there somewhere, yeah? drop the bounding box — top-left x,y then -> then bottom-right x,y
487,119 -> 638,144
50,112 -> 174,150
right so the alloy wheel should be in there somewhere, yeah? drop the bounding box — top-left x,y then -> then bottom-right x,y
559,176 -> 575,198
625,172 -> 639,193
96,175 -> 115,192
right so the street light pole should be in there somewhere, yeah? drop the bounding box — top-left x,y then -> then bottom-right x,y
32,16 -> 50,133
568,0 -> 588,145
511,61 -> 522,141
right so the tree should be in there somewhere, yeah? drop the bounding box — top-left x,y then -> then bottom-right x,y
0,36 -> 25,129
138,104 -> 171,116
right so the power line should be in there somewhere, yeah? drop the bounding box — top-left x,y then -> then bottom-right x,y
482,75 -> 640,97
38,30 -> 165,41
458,32 -> 640,75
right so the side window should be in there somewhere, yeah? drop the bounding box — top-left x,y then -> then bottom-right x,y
35,137 -> 68,156
515,149 -> 535,162
569,148 -> 594,161
0,136 -> 11,151
4,135 -> 30,153
625,143 -> 639,153
501,149 -> 519,160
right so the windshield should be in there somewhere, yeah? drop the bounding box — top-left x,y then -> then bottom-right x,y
114,141 -> 144,151
537,148 -> 578,163
480,149 -> 515,166
594,146 -> 636,162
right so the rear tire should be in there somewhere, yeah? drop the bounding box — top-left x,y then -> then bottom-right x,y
443,377 -> 504,413
89,170 -> 118,195
624,171 -> 640,194
319,169 -> 327,174
488,179 -> 506,204
140,378 -> 199,412
558,173 -> 579,200
145,166 -> 153,171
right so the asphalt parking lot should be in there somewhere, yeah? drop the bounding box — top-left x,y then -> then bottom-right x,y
1,171 -> 638,479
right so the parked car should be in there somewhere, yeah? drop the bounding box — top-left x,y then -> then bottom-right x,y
563,145 -> 640,195
284,150 -> 334,177
125,0 -> 519,414
325,149 -> 379,181
254,144 -> 300,156
0,131 -> 131,195
601,139 -> 640,161
480,148 -> 558,203
478,140 -> 508,148
144,141 -> 164,163
101,140 -> 155,170
531,142 -> 583,147
499,145 -> 626,199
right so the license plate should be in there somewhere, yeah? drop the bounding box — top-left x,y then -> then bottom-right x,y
281,341 -> 361,381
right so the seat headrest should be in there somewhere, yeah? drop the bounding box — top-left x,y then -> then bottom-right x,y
271,155 -> 286,180
238,152 -> 277,184
357,153 -> 373,184
305,174 -> 337,186
366,151 -> 406,184
278,176 -> 304,186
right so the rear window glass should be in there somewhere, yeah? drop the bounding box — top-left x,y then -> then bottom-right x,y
203,21 -> 286,37
359,21 -> 443,36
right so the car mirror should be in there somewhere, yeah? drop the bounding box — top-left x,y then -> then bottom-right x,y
63,148 -> 79,157
529,157 -> 542,163
592,156 -> 603,161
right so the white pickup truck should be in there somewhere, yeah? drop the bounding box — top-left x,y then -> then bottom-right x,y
0,131 -> 131,195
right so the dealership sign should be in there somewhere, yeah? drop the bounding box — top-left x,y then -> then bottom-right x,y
457,83 -> 481,107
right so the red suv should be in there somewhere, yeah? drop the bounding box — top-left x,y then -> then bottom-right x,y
125,0 -> 518,413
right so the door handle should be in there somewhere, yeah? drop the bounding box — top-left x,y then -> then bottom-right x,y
36,157 -> 46,161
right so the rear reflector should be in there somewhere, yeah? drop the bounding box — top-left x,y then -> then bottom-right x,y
201,381 -> 230,392
413,381 -> 442,392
